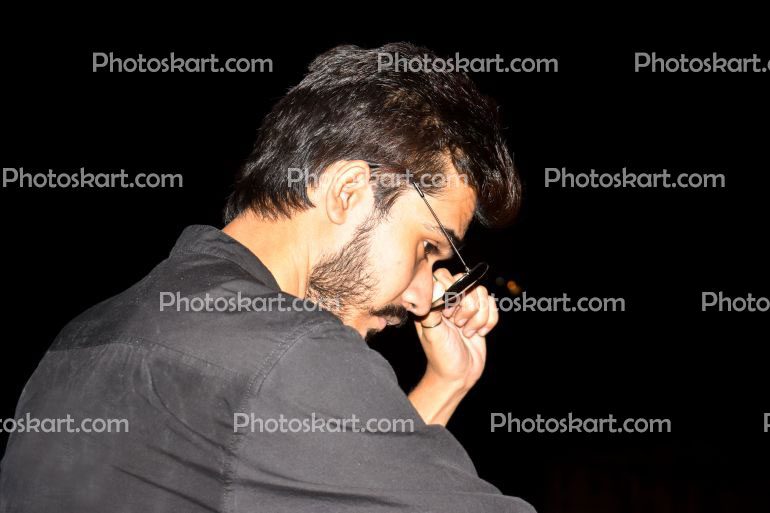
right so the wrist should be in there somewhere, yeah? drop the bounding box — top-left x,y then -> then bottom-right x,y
421,366 -> 471,397
407,368 -> 472,426
422,363 -> 476,397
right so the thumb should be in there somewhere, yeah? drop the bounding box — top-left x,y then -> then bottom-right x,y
414,275 -> 451,342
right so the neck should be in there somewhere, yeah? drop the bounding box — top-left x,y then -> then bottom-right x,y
222,210 -> 312,297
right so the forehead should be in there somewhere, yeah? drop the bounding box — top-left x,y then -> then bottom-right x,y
413,176 -> 476,241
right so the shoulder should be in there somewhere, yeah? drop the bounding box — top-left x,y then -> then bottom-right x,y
55,248 -> 354,380
252,318 -> 412,421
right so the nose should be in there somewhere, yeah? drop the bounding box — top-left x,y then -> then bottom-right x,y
400,263 -> 435,317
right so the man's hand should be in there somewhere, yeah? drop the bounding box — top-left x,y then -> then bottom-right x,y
407,268 -> 499,426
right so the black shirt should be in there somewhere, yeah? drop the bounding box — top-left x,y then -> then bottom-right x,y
0,225 -> 534,513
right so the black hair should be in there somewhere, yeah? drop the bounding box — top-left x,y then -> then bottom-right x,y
224,42 -> 520,228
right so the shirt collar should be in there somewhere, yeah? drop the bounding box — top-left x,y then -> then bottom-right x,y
170,225 -> 280,291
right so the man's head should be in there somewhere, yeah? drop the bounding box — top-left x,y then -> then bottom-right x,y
224,43 -> 519,338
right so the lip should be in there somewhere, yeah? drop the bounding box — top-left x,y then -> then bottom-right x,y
377,316 -> 387,330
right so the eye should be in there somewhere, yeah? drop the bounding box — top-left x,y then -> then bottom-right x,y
423,241 -> 440,258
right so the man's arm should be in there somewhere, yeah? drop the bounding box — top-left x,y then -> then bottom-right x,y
229,319 -> 534,513
409,268 -> 499,426
407,369 -> 468,426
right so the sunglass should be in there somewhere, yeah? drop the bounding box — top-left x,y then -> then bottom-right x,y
411,181 -> 489,309
366,162 -> 489,310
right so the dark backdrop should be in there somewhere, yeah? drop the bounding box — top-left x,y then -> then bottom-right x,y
2,14 -> 768,513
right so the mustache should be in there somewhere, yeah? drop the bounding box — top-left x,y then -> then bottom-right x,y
369,304 -> 410,327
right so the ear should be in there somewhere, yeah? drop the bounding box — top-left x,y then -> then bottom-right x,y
321,160 -> 374,225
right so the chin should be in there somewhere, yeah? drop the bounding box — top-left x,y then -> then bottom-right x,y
340,309 -> 392,340
350,315 -> 386,340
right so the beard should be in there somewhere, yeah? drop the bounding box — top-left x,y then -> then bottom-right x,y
306,212 -> 409,337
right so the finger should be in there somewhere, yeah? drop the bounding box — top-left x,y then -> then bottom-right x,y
477,294 -> 499,337
414,307 -> 450,347
450,281 -> 487,328
461,286 -> 489,338
414,315 -> 448,341
434,270 -> 465,317
416,269 -> 466,344
414,269 -> 454,336
432,267 -> 455,285
417,278 -> 447,330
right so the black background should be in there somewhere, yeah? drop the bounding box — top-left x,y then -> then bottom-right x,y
2,14 -> 768,513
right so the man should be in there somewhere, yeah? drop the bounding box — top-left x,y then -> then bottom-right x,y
1,43 -> 534,512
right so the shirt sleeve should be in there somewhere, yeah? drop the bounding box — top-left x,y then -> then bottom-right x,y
226,320 -> 536,513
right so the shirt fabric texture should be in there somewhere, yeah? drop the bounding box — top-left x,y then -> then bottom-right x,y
0,225 -> 535,513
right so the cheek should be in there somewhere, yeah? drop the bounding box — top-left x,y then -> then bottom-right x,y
368,236 -> 417,299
